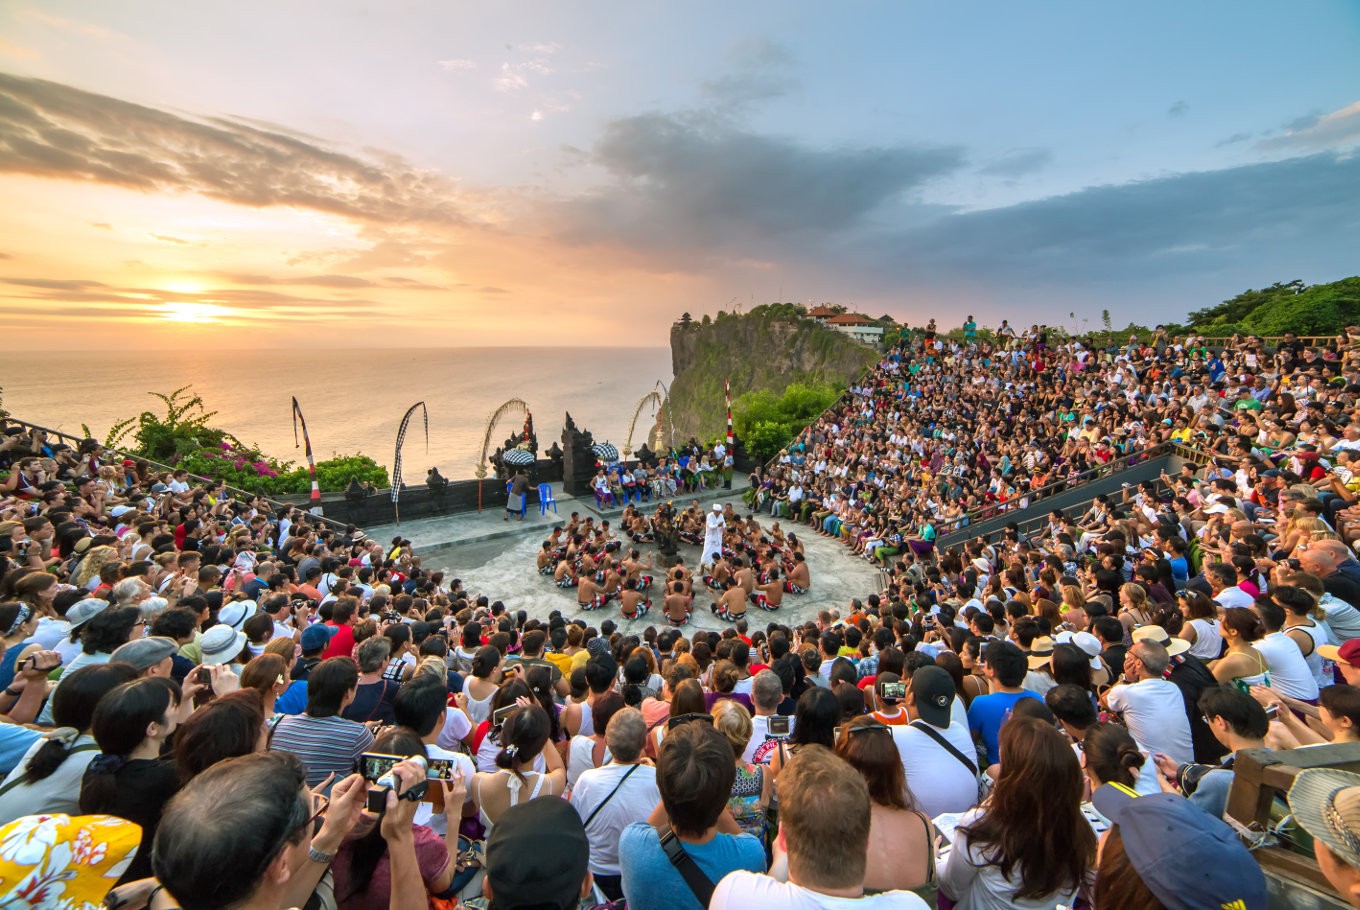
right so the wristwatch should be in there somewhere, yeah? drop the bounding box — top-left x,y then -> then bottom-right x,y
307,845 -> 336,865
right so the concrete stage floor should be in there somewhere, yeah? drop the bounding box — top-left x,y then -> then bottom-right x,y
369,484 -> 884,632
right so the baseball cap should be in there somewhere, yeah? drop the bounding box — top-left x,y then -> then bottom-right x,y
1131,624 -> 1190,657
110,636 -> 178,672
485,796 -> 588,910
1319,640 -> 1360,669
1070,631 -> 1105,671
67,598 -> 110,630
300,623 -> 332,653
200,624 -> 247,666
1289,768 -> 1360,871
909,665 -> 955,727
1093,786 -> 1267,910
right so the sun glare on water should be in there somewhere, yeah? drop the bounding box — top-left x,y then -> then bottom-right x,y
159,301 -> 231,323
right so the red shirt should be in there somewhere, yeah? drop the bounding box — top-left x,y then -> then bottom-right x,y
322,622 -> 356,660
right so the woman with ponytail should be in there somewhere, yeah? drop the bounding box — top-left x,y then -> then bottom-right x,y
0,662 -> 137,822
79,675 -> 185,882
470,703 -> 565,833
1080,720 -> 1163,807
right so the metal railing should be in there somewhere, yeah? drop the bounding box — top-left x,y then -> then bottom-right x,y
1,415 -> 355,532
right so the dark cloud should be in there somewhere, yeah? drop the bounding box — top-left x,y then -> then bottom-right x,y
0,251 -> 12,259
553,111 -> 964,254
848,152 -> 1359,313
977,148 -> 1052,179
1214,132 -> 1252,148
88,221 -> 112,230
383,276 -> 448,290
215,272 -> 380,288
1257,101 -> 1360,153
0,72 -> 472,225
149,233 -> 194,245
1167,101 -> 1189,118
478,286 -> 509,294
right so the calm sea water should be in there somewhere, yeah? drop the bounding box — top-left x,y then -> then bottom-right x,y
1,348 -> 671,479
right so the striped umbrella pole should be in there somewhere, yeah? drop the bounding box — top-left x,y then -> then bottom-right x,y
725,378 -> 733,448
291,398 -> 320,505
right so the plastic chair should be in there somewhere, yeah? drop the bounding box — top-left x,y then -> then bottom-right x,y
538,482 -> 558,516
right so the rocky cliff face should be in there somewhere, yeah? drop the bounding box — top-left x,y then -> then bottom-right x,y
666,311 -> 879,443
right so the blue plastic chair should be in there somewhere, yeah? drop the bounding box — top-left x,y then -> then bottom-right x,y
538,482 -> 558,516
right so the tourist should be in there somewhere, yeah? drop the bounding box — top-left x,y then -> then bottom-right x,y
965,640 -> 1040,766
1289,769 -> 1360,908
567,689 -> 623,793
620,719 -> 766,910
893,665 -> 982,818
471,704 -> 566,829
1094,785 -> 1268,909
570,706 -> 660,901
268,656 -> 375,788
938,716 -> 1096,909
837,716 -> 934,893
711,745 -> 929,908
710,698 -> 771,842
1103,638 -> 1195,763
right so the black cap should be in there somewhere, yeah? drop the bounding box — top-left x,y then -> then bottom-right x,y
486,797 -> 588,909
910,665 -> 956,727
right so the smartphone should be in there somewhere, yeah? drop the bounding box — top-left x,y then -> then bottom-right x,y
196,667 -> 212,685
933,822 -> 952,847
358,752 -> 459,782
492,704 -> 516,728
1264,705 -> 1279,720
767,715 -> 791,737
879,681 -> 908,701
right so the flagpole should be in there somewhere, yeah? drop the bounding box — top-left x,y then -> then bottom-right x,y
291,398 -> 321,508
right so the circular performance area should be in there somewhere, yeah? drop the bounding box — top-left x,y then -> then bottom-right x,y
431,499 -> 883,633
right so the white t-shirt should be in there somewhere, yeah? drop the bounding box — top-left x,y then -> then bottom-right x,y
413,744 -> 476,837
890,721 -> 980,819
1104,678 -> 1194,764
570,762 -> 661,876
567,735 -> 611,792
712,871 -> 928,909
1215,586 -> 1256,610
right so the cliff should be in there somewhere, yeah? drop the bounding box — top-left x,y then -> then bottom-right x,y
666,307 -> 880,443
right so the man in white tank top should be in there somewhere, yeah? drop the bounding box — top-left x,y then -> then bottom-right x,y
1254,599 -> 1321,703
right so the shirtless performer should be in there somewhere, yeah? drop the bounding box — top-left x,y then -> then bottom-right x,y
577,571 -> 608,611
619,578 -> 650,620
622,548 -> 655,591
710,578 -> 748,622
732,558 -> 757,598
663,580 -> 692,627
750,567 -> 785,612
786,552 -> 811,594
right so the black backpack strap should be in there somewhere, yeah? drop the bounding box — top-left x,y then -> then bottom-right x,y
909,720 -> 978,776
582,762 -> 641,828
659,827 -> 716,908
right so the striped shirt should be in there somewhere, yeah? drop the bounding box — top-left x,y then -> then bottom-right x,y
268,714 -> 373,788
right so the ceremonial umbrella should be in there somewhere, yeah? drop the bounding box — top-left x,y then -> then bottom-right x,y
592,442 -> 620,462
502,448 -> 535,466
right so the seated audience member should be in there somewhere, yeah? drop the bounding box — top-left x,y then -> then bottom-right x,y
939,716 -> 1095,909
712,745 -> 929,908
620,720 -> 766,910
570,706 -> 660,901
1095,785 -> 1267,910
268,656 -> 374,788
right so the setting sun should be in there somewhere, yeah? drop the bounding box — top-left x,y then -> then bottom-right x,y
158,301 -> 231,323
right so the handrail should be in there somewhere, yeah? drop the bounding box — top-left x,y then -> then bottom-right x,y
2,415 -> 356,532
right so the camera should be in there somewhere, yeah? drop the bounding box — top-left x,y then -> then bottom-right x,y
360,753 -> 430,813
767,715 -> 791,737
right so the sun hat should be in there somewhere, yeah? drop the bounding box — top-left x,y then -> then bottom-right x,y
73,536 -> 93,555
1289,768 -> 1360,871
1026,635 -> 1057,669
200,624 -> 247,666
110,636 -> 178,672
110,505 -> 136,518
217,599 -> 256,631
1092,786 -> 1267,910
66,598 -> 110,630
485,797 -> 588,910
909,666 -> 955,727
1131,624 -> 1190,657
0,814 -> 144,910
1319,640 -> 1360,669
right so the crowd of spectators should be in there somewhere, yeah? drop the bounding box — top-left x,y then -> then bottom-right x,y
5,319 -> 1360,910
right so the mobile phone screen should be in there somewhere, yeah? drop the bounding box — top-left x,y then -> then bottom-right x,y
358,752 -> 403,782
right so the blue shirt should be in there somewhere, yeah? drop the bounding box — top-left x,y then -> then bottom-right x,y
275,680 -> 310,715
967,690 -> 1041,765
0,724 -> 42,778
619,822 -> 765,910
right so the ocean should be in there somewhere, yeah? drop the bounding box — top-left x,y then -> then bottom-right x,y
1,347 -> 672,480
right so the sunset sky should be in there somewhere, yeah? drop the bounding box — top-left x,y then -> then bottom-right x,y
1,1 -> 1357,349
